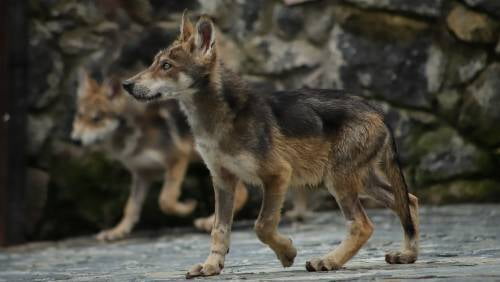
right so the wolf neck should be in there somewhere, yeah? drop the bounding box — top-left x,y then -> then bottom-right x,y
179,62 -> 249,139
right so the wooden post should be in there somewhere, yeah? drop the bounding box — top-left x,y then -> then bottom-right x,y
0,0 -> 29,246
0,0 -> 7,246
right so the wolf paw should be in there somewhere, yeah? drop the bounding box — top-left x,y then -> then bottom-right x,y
385,250 -> 417,264
305,257 -> 341,272
284,209 -> 313,222
276,239 -> 297,267
194,215 -> 215,233
185,262 -> 222,279
159,199 -> 197,217
96,227 -> 129,241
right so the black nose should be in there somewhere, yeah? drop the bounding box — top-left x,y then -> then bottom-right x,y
71,138 -> 82,146
122,80 -> 134,94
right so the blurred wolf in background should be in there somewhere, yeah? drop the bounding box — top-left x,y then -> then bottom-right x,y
123,13 -> 419,277
71,68 -> 249,240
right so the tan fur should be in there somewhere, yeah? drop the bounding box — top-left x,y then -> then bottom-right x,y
72,71 -> 251,239
123,13 -> 418,277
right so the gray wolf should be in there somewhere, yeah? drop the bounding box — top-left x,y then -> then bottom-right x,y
122,13 -> 419,278
71,69 -> 249,240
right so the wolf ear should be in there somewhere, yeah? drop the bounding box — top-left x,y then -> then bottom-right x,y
77,69 -> 93,99
106,77 -> 122,100
194,16 -> 216,56
180,10 -> 194,42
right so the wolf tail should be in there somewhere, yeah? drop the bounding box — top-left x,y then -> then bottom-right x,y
383,127 -> 416,240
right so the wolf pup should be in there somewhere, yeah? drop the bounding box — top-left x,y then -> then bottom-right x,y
71,69 -> 248,240
123,13 -> 419,278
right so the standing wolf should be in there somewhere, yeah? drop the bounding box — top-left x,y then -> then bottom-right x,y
123,13 -> 419,278
71,69 -> 249,240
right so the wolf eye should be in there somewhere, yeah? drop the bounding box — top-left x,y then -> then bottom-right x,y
162,62 -> 171,70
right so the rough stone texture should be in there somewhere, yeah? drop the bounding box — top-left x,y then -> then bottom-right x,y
459,63 -> 500,146
413,127 -> 493,185
447,4 -> 499,43
2,205 -> 500,281
341,0 -> 445,17
25,0 -> 500,241
244,35 -> 323,75
463,0 -> 500,19
331,25 -> 435,108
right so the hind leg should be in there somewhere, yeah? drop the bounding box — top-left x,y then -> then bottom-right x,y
159,153 -> 197,216
306,172 -> 373,271
255,167 -> 297,268
364,179 -> 419,264
285,188 -> 312,221
97,173 -> 149,241
194,181 -> 248,232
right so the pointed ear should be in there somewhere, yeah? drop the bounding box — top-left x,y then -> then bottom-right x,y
180,10 -> 194,42
194,16 -> 216,56
77,69 -> 92,99
106,77 -> 123,100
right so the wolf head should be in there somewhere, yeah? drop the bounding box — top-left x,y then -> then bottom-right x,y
71,70 -> 125,146
123,12 -> 218,102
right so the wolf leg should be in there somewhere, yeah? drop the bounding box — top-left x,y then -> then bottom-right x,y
255,166 -> 297,268
159,153 -> 196,216
186,168 -> 237,278
285,188 -> 312,221
194,180 -> 248,232
363,171 -> 419,264
306,172 -> 373,271
96,174 -> 149,241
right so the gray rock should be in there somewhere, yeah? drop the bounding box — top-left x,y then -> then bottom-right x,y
463,0 -> 500,19
382,106 -> 438,165
329,25 -> 435,108
414,127 -> 493,185
245,35 -> 323,75
447,4 -> 499,43
58,28 -> 105,55
306,25 -> 346,89
341,0 -> 445,17
421,180 -> 500,204
29,31 -> 64,109
443,46 -> 488,87
436,89 -> 461,121
27,114 -> 55,155
304,6 -> 335,44
50,0 -> 100,24
459,63 -> 500,146
274,4 -> 304,39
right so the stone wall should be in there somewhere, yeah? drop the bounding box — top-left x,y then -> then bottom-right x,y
27,0 -> 500,240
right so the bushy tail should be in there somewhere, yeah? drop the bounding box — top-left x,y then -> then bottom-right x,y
383,130 -> 415,239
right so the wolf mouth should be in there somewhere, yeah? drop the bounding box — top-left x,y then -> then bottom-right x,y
132,92 -> 161,102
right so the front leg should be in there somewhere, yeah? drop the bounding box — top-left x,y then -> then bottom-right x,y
186,167 -> 238,279
194,180 -> 248,232
97,173 -> 149,241
255,165 -> 297,267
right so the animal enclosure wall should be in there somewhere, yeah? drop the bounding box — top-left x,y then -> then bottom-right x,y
5,0 -> 500,243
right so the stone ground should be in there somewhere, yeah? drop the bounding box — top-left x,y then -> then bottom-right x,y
1,205 -> 500,281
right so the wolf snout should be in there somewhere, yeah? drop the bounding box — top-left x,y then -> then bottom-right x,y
122,80 -> 134,94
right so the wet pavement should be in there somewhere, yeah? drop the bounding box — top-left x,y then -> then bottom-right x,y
1,205 -> 500,281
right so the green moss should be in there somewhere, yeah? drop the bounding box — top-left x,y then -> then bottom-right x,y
418,180 -> 500,204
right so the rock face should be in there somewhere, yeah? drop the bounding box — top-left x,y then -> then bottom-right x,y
447,4 -> 499,43
25,0 -> 500,241
341,0 -> 445,17
459,63 -> 500,146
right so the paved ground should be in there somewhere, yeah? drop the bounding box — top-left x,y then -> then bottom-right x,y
1,205 -> 500,281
